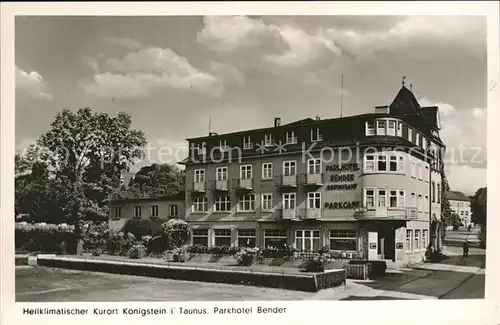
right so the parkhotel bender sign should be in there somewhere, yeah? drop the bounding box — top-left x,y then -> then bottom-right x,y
323,163 -> 361,209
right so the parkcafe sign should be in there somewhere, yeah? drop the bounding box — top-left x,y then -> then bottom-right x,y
324,163 -> 361,210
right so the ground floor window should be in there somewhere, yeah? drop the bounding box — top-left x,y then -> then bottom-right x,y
237,229 -> 256,247
263,229 -> 287,249
406,229 -> 412,252
214,229 -> 232,246
329,230 -> 357,251
192,229 -> 209,246
422,230 -> 428,249
295,230 -> 320,251
414,230 -> 421,251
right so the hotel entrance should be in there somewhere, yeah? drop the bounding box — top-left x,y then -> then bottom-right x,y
377,228 -> 395,261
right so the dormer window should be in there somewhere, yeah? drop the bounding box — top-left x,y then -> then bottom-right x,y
285,131 -> 297,144
366,121 -> 375,136
243,136 -> 253,150
408,128 -> 413,142
422,137 -> 427,150
219,140 -> 229,152
264,134 -> 273,147
397,122 -> 403,137
416,133 -> 420,146
387,120 -> 396,136
195,142 -> 206,155
377,120 -> 386,135
311,128 -> 322,142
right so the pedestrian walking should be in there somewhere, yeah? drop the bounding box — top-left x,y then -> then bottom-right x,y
462,240 -> 469,257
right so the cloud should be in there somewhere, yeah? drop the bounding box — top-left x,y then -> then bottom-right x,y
445,164 -> 486,195
15,66 -> 52,100
81,45 -> 228,99
105,36 -> 143,50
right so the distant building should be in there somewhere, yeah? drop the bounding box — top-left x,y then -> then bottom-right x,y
109,192 -> 186,220
180,83 -> 446,266
445,191 -> 472,227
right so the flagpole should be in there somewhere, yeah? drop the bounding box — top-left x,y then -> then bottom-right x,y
340,73 -> 344,118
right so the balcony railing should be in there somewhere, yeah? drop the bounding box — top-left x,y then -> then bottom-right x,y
302,173 -> 324,186
275,175 -> 298,188
212,179 -> 229,192
232,178 -> 253,191
299,208 -> 322,220
188,181 -> 206,193
277,207 -> 297,220
353,207 -> 418,220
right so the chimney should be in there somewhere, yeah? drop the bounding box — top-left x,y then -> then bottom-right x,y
274,117 -> 281,127
316,116 -> 321,121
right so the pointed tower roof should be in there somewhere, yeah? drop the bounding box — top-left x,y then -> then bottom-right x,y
389,85 -> 423,116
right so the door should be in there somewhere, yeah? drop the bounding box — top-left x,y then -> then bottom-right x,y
368,232 -> 378,260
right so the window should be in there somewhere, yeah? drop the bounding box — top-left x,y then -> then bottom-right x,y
194,169 -> 205,183
422,137 -> 427,150
192,229 -> 209,246
238,194 -> 255,212
389,190 -> 398,208
311,128 -> 322,142
437,183 -> 441,203
133,206 -> 142,218
112,207 -> 121,219
192,197 -> 208,212
378,190 -> 387,207
406,230 -> 412,252
414,230 -> 421,251
295,230 -> 320,252
432,181 -> 436,202
214,229 -> 232,246
214,196 -> 231,212
408,128 -> 413,142
377,120 -> 386,135
366,121 -> 375,136
169,204 -> 178,217
308,158 -> 321,174
465,211 -> 469,216
150,205 -> 158,217
283,160 -> 297,176
364,189 -> 375,208
282,193 -> 296,210
364,154 -> 375,172
411,193 -> 416,207
377,154 -> 387,171
285,131 -> 297,144
387,120 -> 396,136
422,230 -> 428,249
418,194 -> 423,211
195,142 -> 206,155
398,156 -> 405,173
216,166 -> 228,181
240,164 -> 252,179
389,156 -> 398,172
397,122 -> 403,137
261,193 -> 273,211
243,136 -> 253,150
411,160 -> 416,178
461,211 -> 464,216
424,196 -> 429,212
308,192 -> 321,209
398,190 -> 405,208
262,162 -> 273,179
416,133 -> 420,146
424,166 -> 429,181
417,164 -> 423,180
237,229 -> 256,247
329,229 -> 357,251
264,134 -> 273,146
219,140 -> 229,151
263,229 -> 287,249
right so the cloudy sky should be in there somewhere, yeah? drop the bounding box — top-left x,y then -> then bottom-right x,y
15,15 -> 486,195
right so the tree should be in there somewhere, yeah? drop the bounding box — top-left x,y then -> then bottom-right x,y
112,163 -> 184,200
439,148 -> 453,240
471,187 -> 487,247
33,108 -> 147,254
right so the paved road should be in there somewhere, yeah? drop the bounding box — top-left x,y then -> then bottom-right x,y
16,246 -> 485,301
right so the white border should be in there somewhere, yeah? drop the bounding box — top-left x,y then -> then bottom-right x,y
1,2 -> 499,325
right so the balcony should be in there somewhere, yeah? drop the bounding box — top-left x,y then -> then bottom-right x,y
302,173 -> 324,187
188,181 -> 206,194
277,208 -> 297,220
353,207 -> 418,220
213,180 -> 229,192
299,208 -> 322,220
275,175 -> 297,189
233,178 -> 253,191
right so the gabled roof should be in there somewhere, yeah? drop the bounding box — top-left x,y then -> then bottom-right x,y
445,191 -> 470,202
389,85 -> 422,116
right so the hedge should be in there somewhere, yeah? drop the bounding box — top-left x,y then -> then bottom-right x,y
15,223 -> 76,254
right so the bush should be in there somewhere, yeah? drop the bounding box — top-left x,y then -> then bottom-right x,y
147,236 -> 168,255
106,231 -> 137,256
479,224 -> 486,248
234,247 -> 260,266
15,222 -> 76,254
83,222 -> 109,252
303,253 -> 331,272
161,219 -> 191,248
210,245 -> 238,255
172,245 -> 188,262
187,245 -> 210,254
122,219 -> 153,239
128,244 -> 147,259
